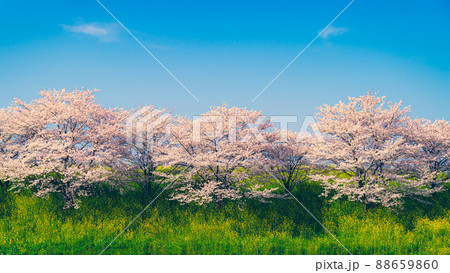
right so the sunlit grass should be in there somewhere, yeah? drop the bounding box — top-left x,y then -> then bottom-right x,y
0,182 -> 448,255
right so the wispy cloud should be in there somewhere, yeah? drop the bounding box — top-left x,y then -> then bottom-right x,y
62,22 -> 120,42
319,26 -> 348,39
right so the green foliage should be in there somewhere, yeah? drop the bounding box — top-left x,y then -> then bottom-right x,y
0,182 -> 448,255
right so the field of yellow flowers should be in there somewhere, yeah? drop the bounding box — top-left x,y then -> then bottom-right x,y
0,182 -> 448,255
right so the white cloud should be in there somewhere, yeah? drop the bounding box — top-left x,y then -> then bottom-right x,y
319,26 -> 348,39
62,23 -> 120,42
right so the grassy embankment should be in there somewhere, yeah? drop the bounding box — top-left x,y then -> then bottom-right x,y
0,182 -> 448,255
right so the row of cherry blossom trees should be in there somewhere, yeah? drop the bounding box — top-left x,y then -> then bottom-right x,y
0,90 -> 448,209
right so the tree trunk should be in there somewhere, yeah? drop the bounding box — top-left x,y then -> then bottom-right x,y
364,201 -> 375,211
0,180 -> 10,194
62,184 -> 77,209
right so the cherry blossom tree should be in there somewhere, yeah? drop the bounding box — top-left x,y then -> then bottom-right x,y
0,100 -> 48,194
405,118 -> 450,183
263,129 -> 311,192
167,105 -> 281,205
309,93 -> 444,209
124,105 -> 173,197
0,108 -> 13,194
5,89 -> 127,208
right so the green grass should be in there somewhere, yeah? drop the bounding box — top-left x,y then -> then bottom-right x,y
0,182 -> 448,255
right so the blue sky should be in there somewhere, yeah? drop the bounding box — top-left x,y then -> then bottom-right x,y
0,0 -> 449,122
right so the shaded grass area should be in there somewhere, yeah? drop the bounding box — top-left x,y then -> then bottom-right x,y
0,182 -> 448,255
